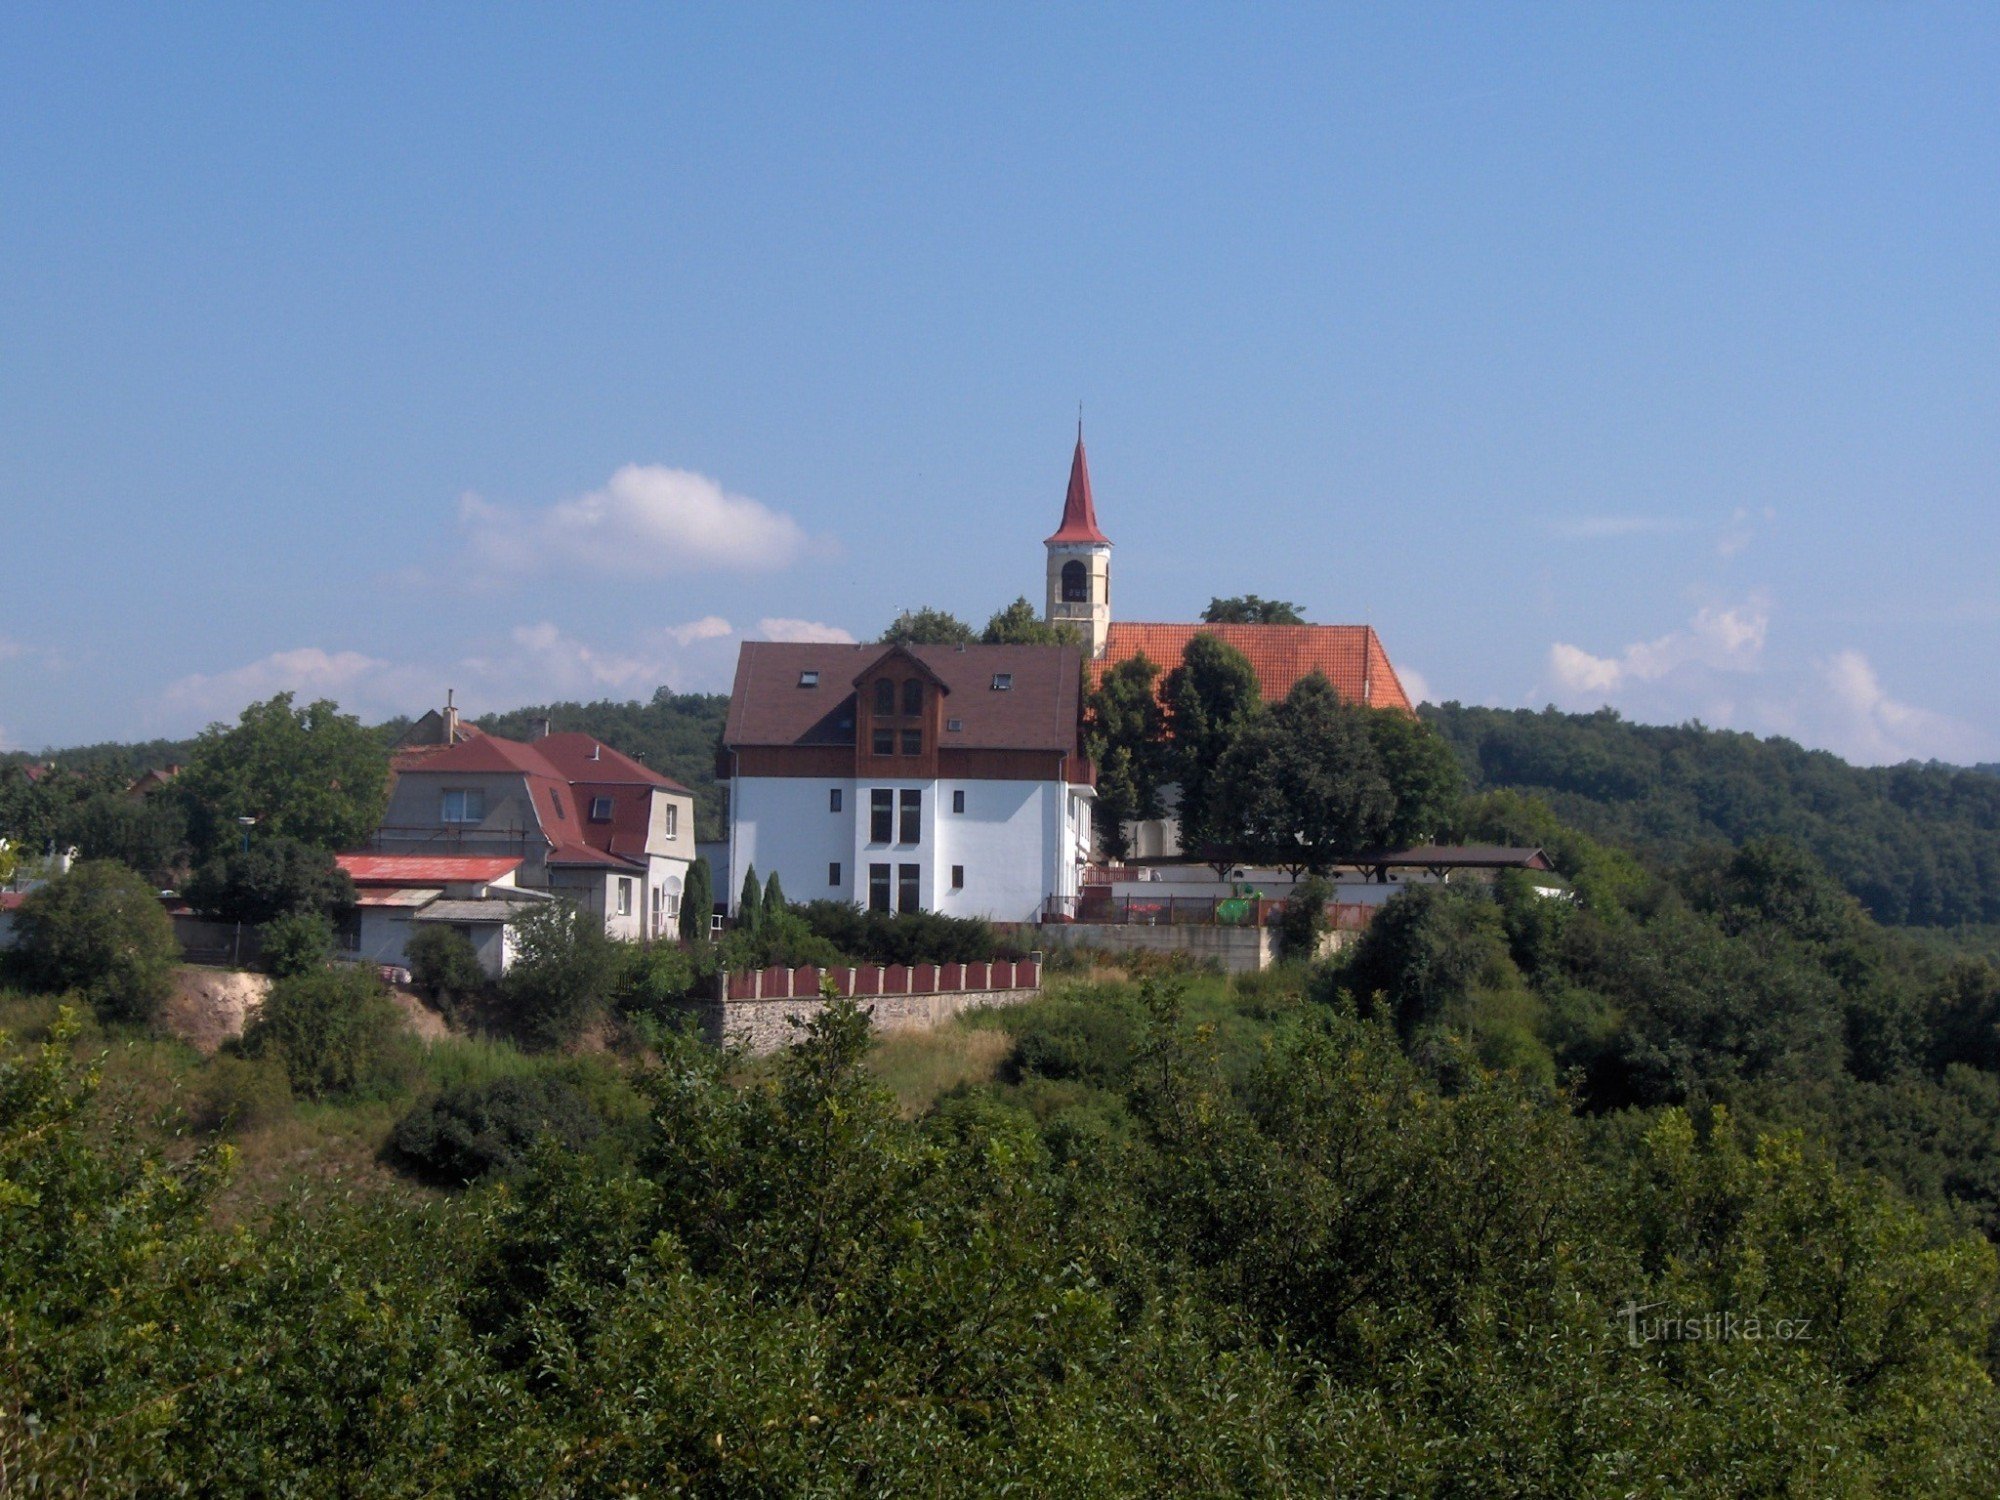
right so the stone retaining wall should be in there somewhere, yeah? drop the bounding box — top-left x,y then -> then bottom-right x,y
699,984 -> 1041,1055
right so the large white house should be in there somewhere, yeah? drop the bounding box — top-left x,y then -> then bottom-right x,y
720,641 -> 1095,923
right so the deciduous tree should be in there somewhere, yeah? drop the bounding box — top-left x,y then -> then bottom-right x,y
175,693 -> 388,858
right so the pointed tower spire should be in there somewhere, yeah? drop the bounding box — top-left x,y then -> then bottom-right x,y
1043,422 -> 1114,658
1045,424 -> 1111,546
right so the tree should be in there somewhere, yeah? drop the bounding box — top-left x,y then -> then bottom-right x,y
501,900 -> 621,1048
1202,595 -> 1306,625
737,864 -> 763,935
763,869 -> 786,919
184,835 -> 355,925
1365,709 -> 1463,849
1213,675 -> 1393,873
10,859 -> 180,1022
61,792 -> 190,886
240,966 -> 416,1100
174,693 -> 389,859
1164,635 -> 1263,859
1084,652 -> 1167,860
880,607 -> 976,646
982,597 -> 1080,646
680,856 -> 714,943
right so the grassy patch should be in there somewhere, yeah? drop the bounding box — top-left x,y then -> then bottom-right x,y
866,1024 -> 1013,1115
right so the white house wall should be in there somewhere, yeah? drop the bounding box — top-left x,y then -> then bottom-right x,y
730,773 -> 1085,925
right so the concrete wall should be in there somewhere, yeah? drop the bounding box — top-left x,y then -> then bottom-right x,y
700,985 -> 1040,1055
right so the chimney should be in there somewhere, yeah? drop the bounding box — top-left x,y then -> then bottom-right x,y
535,717 -> 552,741
444,688 -> 460,745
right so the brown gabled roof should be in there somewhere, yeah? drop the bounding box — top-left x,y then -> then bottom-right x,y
725,642 -> 1084,753
1091,623 -> 1413,712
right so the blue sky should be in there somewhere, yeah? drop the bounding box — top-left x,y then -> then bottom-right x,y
4,4 -> 1997,764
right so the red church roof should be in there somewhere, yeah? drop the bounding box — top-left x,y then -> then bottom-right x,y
1091,622 -> 1414,713
1044,431 -> 1110,546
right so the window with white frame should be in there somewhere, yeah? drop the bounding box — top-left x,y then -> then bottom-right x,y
616,878 -> 632,916
441,788 -> 485,824
664,805 -> 678,838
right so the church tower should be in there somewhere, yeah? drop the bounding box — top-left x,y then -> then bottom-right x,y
1044,425 -> 1112,658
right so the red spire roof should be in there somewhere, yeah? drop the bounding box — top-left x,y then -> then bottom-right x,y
1044,428 -> 1110,546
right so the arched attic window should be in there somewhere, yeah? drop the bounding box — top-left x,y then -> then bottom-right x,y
903,679 -> 924,715
1060,559 -> 1089,603
874,678 -> 895,716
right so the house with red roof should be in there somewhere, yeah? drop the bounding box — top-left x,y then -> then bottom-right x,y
332,851 -> 551,978
362,717 -> 697,947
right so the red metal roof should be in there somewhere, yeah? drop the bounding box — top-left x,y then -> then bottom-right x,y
1091,623 -> 1413,712
336,853 -> 523,885
1044,432 -> 1110,546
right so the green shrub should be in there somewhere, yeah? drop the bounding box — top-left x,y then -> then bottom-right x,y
404,924 -> 489,1019
1277,874 -> 1333,960
792,900 -> 997,964
241,965 -> 416,1100
1004,992 -> 1146,1087
258,910 -> 333,978
11,859 -> 179,1022
194,1052 -> 294,1131
501,901 -> 620,1049
387,1073 -> 603,1185
615,943 -> 702,1021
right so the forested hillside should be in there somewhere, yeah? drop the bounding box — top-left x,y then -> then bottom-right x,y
1426,703 -> 2000,927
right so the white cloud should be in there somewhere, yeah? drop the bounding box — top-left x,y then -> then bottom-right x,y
458,464 -> 809,580
665,615 -> 734,646
755,617 -> 857,644
0,637 -> 24,663
1810,649 -> 1983,765
158,647 -> 438,727
147,612 -> 864,736
1549,599 -> 1769,698
1395,665 -> 1434,705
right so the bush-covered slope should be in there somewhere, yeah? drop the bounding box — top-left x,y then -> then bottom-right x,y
1426,702 -> 2000,926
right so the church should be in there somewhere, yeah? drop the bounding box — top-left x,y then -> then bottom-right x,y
716,432 -> 1413,920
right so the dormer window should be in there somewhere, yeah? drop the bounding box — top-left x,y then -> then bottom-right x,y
991,673 -> 1013,691
874,678 -> 895,715
903,679 -> 924,715
441,789 -> 485,824
798,670 -> 819,688
946,717 -> 963,732
590,796 -> 613,821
